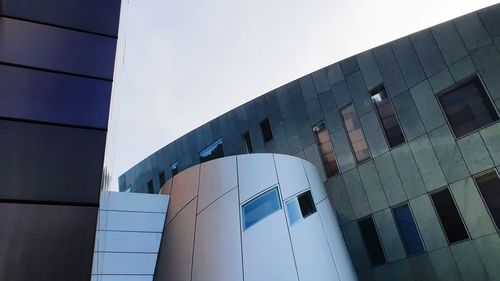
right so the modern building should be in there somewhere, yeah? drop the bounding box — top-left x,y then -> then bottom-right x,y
120,3 -> 500,281
0,1 -> 121,280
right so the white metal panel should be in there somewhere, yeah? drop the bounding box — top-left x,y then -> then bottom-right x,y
242,210 -> 299,281
92,252 -> 157,275
302,160 -> 327,203
237,154 -> 278,203
97,210 -> 166,232
94,231 -> 162,253
156,198 -> 197,281
166,164 -> 200,225
192,188 -> 243,281
198,156 -> 238,212
274,154 -> 310,200
317,199 -> 358,281
289,213 -> 340,281
91,276 -> 153,281
99,191 -> 169,213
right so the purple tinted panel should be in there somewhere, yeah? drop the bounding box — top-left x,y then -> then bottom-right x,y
0,17 -> 117,79
431,189 -> 469,243
0,0 -> 121,36
0,64 -> 111,128
341,104 -> 371,163
313,122 -> 339,178
0,203 -> 97,281
475,171 -> 500,229
0,120 -> 105,204
439,77 -> 498,138
371,87 -> 406,148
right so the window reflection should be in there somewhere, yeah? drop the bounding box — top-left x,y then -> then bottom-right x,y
312,122 -> 339,178
199,138 -> 224,163
370,85 -> 405,148
393,204 -> 425,255
341,104 -> 371,163
242,187 -> 281,230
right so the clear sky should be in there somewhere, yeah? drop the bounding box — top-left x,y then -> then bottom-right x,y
105,0 -> 498,190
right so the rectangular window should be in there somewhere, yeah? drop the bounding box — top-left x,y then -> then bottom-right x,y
285,190 -> 317,226
171,162 -> 178,177
370,85 -> 405,148
242,131 -> 254,153
242,187 -> 281,230
341,104 -> 371,163
147,180 -> 154,194
200,138 -> 224,163
358,216 -> 386,266
159,171 -> 166,186
260,118 -> 273,143
312,122 -> 340,178
393,204 -> 425,256
438,76 -> 499,138
430,188 -> 469,243
474,171 -> 500,229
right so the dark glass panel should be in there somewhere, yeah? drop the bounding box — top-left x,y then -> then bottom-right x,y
242,187 -> 281,230
0,203 -> 97,281
393,204 -> 425,255
475,171 -> 500,229
0,64 -> 111,128
0,0 -> 121,36
199,138 -> 224,163
298,190 -> 316,218
358,216 -> 386,266
313,122 -> 340,178
147,180 -> 154,194
0,17 -> 117,79
242,131 -> 254,153
159,171 -> 166,187
341,104 -> 371,163
439,77 -> 499,138
0,120 -> 105,204
371,86 -> 406,148
431,189 -> 469,243
171,162 -> 179,177
260,118 -> 274,143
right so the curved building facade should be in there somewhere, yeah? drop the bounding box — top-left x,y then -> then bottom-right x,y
154,154 -> 357,281
121,4 -> 500,281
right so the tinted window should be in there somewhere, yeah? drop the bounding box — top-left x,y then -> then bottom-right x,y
242,131 -> 254,153
438,76 -> 498,138
260,118 -> 273,143
393,204 -> 425,255
159,171 -> 166,187
431,188 -> 469,243
147,180 -> 154,194
341,104 -> 371,163
171,162 -> 179,176
242,187 -> 281,230
475,171 -> 500,229
200,138 -> 224,163
358,216 -> 386,266
370,85 -> 405,148
312,122 -> 339,178
286,190 -> 317,226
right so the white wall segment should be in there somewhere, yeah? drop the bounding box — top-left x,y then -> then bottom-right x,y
198,156 -> 238,212
94,231 -> 162,253
274,154 -> 310,200
237,154 -> 278,203
100,191 -> 169,213
303,159 -> 328,203
97,210 -> 166,232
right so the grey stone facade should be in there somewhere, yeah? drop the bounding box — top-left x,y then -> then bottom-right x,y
120,4 -> 500,281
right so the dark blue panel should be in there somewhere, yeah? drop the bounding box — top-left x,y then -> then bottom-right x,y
393,204 -> 425,255
0,120 -> 106,204
0,17 -> 117,79
0,0 -> 121,36
0,64 -> 111,128
0,203 -> 97,281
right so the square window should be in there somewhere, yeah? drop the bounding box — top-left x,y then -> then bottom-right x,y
438,76 -> 498,138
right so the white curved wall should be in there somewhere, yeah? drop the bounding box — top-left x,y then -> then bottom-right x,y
155,153 -> 358,281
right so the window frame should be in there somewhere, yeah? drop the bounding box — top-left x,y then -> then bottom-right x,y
241,186 -> 282,231
339,103 -> 372,164
312,120 -> 340,179
284,190 -> 317,226
473,168 -> 500,231
435,74 -> 500,140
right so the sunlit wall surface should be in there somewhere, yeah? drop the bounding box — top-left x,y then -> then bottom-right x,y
0,1 -> 120,280
121,4 -> 500,281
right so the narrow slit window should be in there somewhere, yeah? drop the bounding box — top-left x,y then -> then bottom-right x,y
474,171 -> 500,229
242,187 -> 281,230
340,104 -> 371,163
438,76 -> 499,138
430,188 -> 469,244
358,216 -> 386,266
370,85 -> 405,148
171,162 -> 178,177
147,180 -> 154,194
242,131 -> 254,153
312,122 -> 339,178
393,204 -> 425,256
200,138 -> 224,163
159,171 -> 166,187
285,190 -> 317,226
260,118 -> 273,143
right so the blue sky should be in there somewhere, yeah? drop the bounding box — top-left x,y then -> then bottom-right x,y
105,0 -> 498,190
